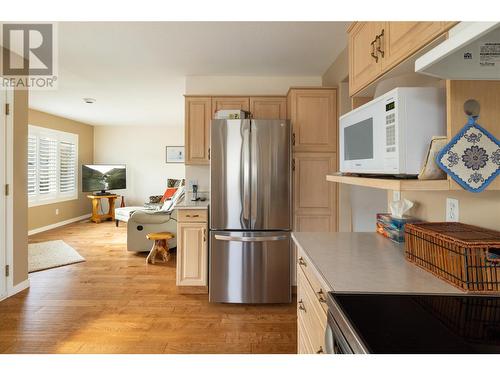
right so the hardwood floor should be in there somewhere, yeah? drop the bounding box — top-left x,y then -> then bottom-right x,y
0,220 -> 297,354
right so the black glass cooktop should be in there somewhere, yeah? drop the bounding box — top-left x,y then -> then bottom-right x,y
331,293 -> 500,354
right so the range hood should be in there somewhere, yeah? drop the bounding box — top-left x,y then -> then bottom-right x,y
415,22 -> 500,79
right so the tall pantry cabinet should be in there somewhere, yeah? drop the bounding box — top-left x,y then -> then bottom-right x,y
287,87 -> 338,236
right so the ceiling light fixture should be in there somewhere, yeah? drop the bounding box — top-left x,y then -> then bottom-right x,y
83,98 -> 96,104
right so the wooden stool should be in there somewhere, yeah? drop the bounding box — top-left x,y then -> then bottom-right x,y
146,232 -> 175,264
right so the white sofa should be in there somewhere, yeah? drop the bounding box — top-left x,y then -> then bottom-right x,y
115,206 -> 145,227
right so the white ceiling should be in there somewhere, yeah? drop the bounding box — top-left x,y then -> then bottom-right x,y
29,22 -> 349,127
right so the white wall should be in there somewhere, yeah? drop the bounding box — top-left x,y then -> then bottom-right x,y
184,75 -> 323,191
94,126 -> 185,206
185,75 -> 322,96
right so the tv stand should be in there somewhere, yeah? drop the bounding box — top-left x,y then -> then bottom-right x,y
87,194 -> 120,223
94,190 -> 112,196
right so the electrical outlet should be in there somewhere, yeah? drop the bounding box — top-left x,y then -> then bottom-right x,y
55,208 -> 59,216
188,179 -> 198,191
392,191 -> 401,202
446,198 -> 459,222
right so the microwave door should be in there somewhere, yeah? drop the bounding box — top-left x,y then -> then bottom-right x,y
340,103 -> 387,174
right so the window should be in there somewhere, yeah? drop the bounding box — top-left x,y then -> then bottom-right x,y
28,125 -> 78,207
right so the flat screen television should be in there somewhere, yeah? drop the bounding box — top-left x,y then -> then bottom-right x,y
82,164 -> 126,195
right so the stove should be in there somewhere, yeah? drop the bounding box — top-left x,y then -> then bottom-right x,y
326,292 -> 500,354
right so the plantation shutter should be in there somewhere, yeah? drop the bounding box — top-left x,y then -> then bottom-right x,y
27,135 -> 38,196
28,125 -> 78,206
59,141 -> 77,194
38,136 -> 58,196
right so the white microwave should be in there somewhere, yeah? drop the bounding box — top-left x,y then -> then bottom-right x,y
339,87 -> 446,176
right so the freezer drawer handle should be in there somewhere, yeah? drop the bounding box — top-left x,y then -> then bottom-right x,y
214,234 -> 288,242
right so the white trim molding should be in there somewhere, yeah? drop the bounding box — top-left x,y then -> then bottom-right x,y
3,278 -> 30,300
28,214 -> 92,236
5,88 -> 15,299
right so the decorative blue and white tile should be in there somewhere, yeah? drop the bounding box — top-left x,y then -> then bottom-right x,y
436,116 -> 500,192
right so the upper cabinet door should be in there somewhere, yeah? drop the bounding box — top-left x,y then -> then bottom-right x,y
288,89 -> 337,153
349,22 -> 384,96
211,97 -> 250,118
382,22 -> 446,71
185,97 -> 211,165
250,97 -> 287,119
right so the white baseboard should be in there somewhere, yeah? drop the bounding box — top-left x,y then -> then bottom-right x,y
28,214 -> 92,236
5,278 -> 30,299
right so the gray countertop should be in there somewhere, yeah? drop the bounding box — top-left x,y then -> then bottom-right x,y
174,195 -> 209,210
292,232 -> 462,294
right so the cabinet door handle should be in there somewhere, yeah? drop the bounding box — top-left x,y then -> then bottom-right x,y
316,289 -> 327,303
292,132 -> 296,146
298,299 -> 306,312
376,29 -> 385,58
370,39 -> 379,62
203,228 -> 207,242
298,256 -> 307,266
316,346 -> 324,354
186,214 -> 200,218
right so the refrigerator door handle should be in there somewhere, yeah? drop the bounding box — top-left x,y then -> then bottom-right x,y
250,121 -> 258,228
214,234 -> 288,242
241,122 -> 251,224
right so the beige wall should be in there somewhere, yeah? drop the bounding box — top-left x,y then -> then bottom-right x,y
393,190 -> 500,231
28,109 -> 94,231
13,90 -> 29,286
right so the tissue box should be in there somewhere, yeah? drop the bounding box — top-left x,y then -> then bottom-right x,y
376,213 -> 419,243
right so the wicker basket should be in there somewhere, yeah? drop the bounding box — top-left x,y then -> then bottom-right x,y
404,222 -> 500,293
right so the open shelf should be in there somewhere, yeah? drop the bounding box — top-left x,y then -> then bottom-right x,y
326,174 -> 450,191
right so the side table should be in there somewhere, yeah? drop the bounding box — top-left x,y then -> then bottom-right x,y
88,194 -> 120,223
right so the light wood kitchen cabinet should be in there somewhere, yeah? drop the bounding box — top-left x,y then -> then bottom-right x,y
348,22 -> 385,96
348,21 -> 455,96
293,152 -> 337,227
382,22 -> 446,71
211,96 -> 250,117
176,209 -> 208,290
185,97 -> 211,165
250,97 -> 287,119
287,88 -> 337,152
297,246 -> 330,354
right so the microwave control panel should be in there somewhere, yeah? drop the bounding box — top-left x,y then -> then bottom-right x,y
385,101 -> 396,153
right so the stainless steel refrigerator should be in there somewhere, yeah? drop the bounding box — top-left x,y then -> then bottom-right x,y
210,119 -> 292,304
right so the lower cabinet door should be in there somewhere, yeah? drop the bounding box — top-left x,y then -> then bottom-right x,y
297,267 -> 327,354
176,222 -> 208,286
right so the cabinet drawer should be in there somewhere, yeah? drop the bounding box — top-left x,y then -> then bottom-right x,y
178,209 -> 208,222
297,247 -> 330,315
297,313 -> 314,354
297,266 -> 327,354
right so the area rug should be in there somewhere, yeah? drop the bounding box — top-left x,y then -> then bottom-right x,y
29,240 -> 85,273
